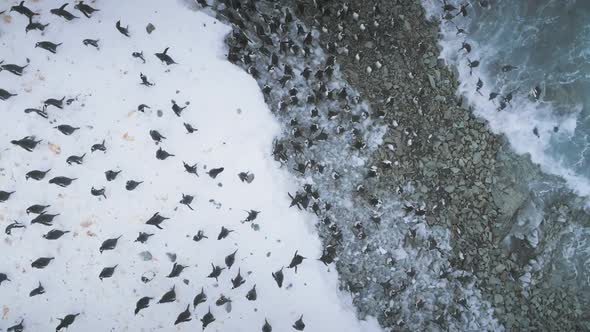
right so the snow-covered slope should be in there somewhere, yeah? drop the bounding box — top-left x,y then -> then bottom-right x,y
0,1 -> 382,331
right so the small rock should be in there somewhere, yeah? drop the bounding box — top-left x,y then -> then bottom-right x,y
444,185 -> 455,193
427,74 -> 436,89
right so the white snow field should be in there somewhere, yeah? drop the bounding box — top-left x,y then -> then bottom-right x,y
0,0 -> 382,331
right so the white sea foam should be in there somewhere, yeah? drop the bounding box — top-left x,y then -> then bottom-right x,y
422,0 -> 590,202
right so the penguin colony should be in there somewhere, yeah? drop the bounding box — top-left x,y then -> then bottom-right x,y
0,0 -> 509,331
204,0 -> 508,330
0,1 -> 369,331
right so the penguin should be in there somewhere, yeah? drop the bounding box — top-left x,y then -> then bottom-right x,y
45,96 -> 65,109
66,153 -> 86,165
319,247 -> 335,265
262,318 -> 272,332
180,194 -> 194,210
246,284 -> 257,301
207,167 -> 224,179
146,212 -> 169,229
91,140 -> 106,152
174,305 -> 191,325
459,41 -> 471,54
207,263 -> 224,281
99,265 -> 117,280
126,180 -> 143,190
533,127 -> 540,138
238,171 -> 254,183
225,249 -> 237,269
158,285 -> 176,303
231,268 -> 245,289
11,136 -> 41,152
502,64 -> 518,72
11,1 -> 39,18
171,100 -> 187,116
453,23 -> 467,35
25,169 -> 51,181
105,170 -> 121,181
1,62 -> 28,76
156,147 -> 175,160
26,17 -> 49,33
215,294 -> 231,306
243,210 -> 260,222
26,204 -> 50,215
293,315 -> 305,330
301,67 -> 311,80
50,4 -> 78,21
137,104 -> 150,112
43,229 -> 70,240
99,236 -> 122,253
49,176 -> 77,187
7,319 -> 24,332
184,123 -> 197,133
35,41 -> 62,54
55,124 -> 80,135
248,66 -> 260,78
155,47 -> 177,65
530,85 -> 542,101
467,58 -> 479,75
135,232 -> 154,243
31,257 -> 54,269
83,39 -> 99,49
193,230 -> 207,242
183,162 -> 199,176
132,51 -> 146,63
139,73 -> 154,86
5,221 -> 26,235
56,313 -> 79,331
149,130 -> 166,143
504,90 -> 515,104
91,187 -> 107,199
116,20 -> 130,37
135,296 -> 153,315
23,107 -> 48,119
31,212 -> 60,226
272,267 -> 284,288
0,190 -> 15,202
74,1 -> 99,18
167,263 -> 187,278
201,307 -> 215,329
0,89 -> 18,100
455,3 -> 470,17
476,78 -> 483,95
193,287 -> 207,308
0,273 -> 10,285
217,226 -> 233,240
287,250 -> 306,273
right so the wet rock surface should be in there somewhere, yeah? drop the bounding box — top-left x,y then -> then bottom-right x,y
203,0 -> 589,330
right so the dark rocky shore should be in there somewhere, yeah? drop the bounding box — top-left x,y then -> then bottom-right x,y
199,0 -> 589,330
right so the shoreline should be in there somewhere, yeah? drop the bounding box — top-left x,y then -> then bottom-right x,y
204,0 -> 588,330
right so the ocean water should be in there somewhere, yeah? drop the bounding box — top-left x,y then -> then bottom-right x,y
422,0 -> 590,320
